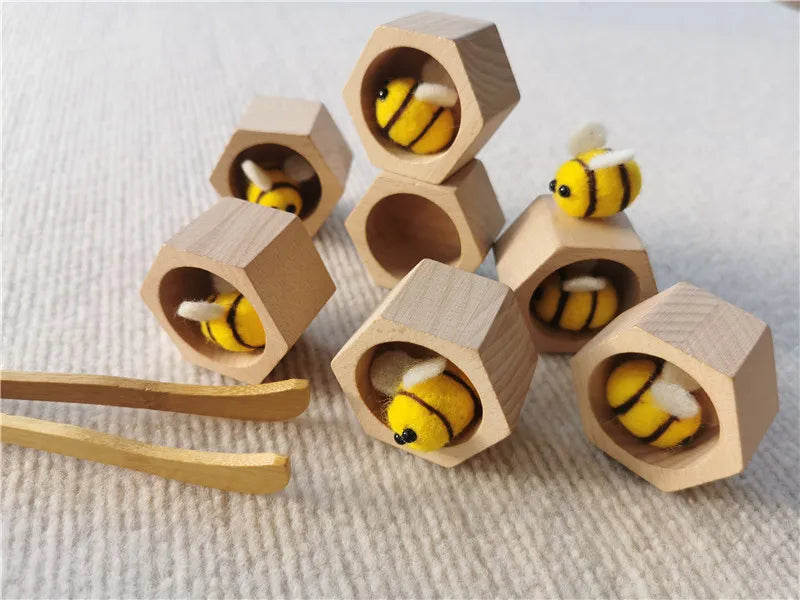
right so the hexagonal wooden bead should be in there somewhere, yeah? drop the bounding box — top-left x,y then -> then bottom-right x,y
210,96 -> 352,236
343,11 -> 520,184
331,259 -> 538,467
345,160 -> 504,289
571,282 -> 778,492
495,194 -> 658,353
141,198 -> 335,384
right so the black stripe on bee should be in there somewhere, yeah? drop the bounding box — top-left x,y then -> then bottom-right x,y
637,416 -> 677,445
227,294 -> 265,350
405,106 -> 445,149
382,81 -> 419,136
549,270 -> 569,327
443,370 -> 482,436
575,158 -> 598,217
612,359 -> 665,416
581,291 -> 599,331
618,163 -> 631,211
397,390 -> 454,441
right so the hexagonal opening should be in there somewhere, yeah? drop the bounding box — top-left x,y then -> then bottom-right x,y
229,144 -> 322,220
354,341 -> 483,448
366,193 -> 461,279
528,260 -> 639,343
360,47 -> 461,160
587,352 -> 720,469
158,267 -> 266,368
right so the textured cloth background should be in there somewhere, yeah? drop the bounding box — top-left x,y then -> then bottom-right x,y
2,3 -> 798,599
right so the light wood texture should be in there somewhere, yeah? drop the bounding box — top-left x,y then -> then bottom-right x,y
342,11 -> 520,184
495,194 -> 658,353
1,413 -> 289,494
141,198 -> 336,384
331,259 -> 538,467
345,159 -> 504,289
570,282 -> 779,492
210,96 -> 353,236
0,371 -> 310,421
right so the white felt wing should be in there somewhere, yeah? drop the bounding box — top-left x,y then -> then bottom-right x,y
402,356 -> 447,389
587,149 -> 635,170
562,276 -> 608,293
650,380 -> 701,419
660,362 -> 701,392
177,300 -> 227,322
370,350 -> 418,396
241,159 -> 273,191
414,82 -> 458,108
568,122 -> 607,156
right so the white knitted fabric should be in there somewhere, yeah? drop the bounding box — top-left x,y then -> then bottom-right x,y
2,4 -> 798,598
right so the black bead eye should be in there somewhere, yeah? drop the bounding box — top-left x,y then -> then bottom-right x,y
558,185 -> 571,198
401,428 -> 417,444
549,179 -> 556,192
377,87 -> 388,100
286,204 -> 297,214
394,433 -> 405,445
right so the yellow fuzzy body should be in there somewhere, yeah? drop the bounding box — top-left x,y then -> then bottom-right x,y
245,168 -> 303,215
552,148 -> 642,218
375,78 -> 456,154
386,370 -> 476,452
199,292 -> 265,353
531,272 -> 619,331
606,358 -> 702,448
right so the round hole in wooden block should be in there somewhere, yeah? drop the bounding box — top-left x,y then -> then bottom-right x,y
587,352 -> 720,469
528,259 -> 640,343
229,144 -> 321,220
354,341 -> 483,448
366,193 -> 461,279
158,267 -> 266,368
360,47 -> 461,160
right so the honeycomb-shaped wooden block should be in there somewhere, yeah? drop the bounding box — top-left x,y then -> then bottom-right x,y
331,259 -> 538,467
210,96 -> 352,236
495,195 -> 658,353
342,11 -> 519,184
141,198 -> 335,383
345,160 -> 504,289
571,282 -> 778,492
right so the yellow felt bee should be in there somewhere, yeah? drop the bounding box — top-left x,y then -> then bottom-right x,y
607,358 -> 703,448
177,281 -> 265,353
550,123 -> 642,218
370,350 -> 477,452
375,78 -> 458,154
532,270 -> 619,332
240,154 -> 315,215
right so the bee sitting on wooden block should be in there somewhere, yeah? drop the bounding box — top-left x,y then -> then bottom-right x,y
607,357 -> 703,449
550,123 -> 642,218
177,276 -> 265,353
369,349 -> 479,452
531,261 -> 620,332
240,154 -> 316,215
375,78 -> 458,154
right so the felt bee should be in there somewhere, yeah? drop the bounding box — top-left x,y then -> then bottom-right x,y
369,350 -> 478,452
177,278 -> 265,353
375,78 -> 458,154
532,269 -> 619,332
550,123 -> 642,218
240,154 -> 316,215
606,358 -> 703,448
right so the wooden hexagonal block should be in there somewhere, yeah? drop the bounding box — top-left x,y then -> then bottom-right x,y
141,198 -> 335,384
331,259 -> 538,467
345,160 -> 504,289
342,11 -> 520,184
571,282 -> 778,492
210,96 -> 353,236
495,194 -> 658,353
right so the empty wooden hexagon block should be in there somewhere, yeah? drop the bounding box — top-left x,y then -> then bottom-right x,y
343,11 -> 520,184
210,96 -> 353,236
571,282 -> 778,492
495,194 -> 658,353
331,259 -> 538,467
141,198 -> 335,384
346,160 -> 504,289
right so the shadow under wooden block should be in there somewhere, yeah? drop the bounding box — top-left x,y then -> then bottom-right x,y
345,160 -> 504,289
210,96 -> 353,236
495,194 -> 658,354
141,198 -> 336,384
331,259 -> 538,467
343,11 -> 519,184
571,282 -> 778,492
